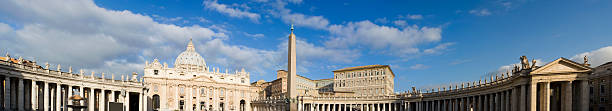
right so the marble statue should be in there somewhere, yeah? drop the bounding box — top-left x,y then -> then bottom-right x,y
520,56 -> 530,69
584,55 -> 589,64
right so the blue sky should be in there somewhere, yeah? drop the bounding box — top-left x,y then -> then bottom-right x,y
1,0 -> 611,92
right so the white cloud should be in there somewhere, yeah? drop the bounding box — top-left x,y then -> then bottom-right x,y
570,46 -> 612,67
286,0 -> 303,4
198,39 -> 282,73
0,0 -> 275,77
203,0 -> 261,22
326,20 -> 442,56
277,10 -> 330,30
469,9 -> 492,16
0,23 -> 14,37
244,32 -> 265,38
268,0 -> 330,30
399,14 -> 423,20
410,64 -> 429,70
393,20 -> 408,27
424,43 -> 455,54
374,18 -> 389,24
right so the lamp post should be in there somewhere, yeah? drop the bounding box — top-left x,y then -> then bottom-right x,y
67,94 -> 88,110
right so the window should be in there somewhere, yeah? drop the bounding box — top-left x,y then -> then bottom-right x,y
180,87 -> 185,94
179,100 -> 185,110
154,70 -> 158,75
601,85 -> 606,94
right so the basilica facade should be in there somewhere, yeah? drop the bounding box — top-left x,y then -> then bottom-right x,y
142,39 -> 255,111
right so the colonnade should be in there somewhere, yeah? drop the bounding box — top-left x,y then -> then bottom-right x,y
417,80 -> 589,111
0,76 -> 147,111
253,102 -> 411,111
1,57 -> 146,111
308,102 -> 408,111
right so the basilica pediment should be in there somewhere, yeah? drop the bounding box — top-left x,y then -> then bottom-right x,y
530,58 -> 592,74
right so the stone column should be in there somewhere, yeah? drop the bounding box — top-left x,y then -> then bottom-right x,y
43,82 -> 49,111
361,104 -> 364,111
529,83 -> 537,111
384,103 -> 387,111
110,91 -> 116,103
562,81 -> 572,111
490,94 -> 495,111
125,92 -> 130,111
4,77 -> 11,110
89,88 -> 94,111
312,104 -> 316,111
31,80 -> 38,110
139,92 -> 144,111
519,85 -> 526,111
505,91 -> 510,111
100,90 -> 105,111
80,86 -> 84,111
502,92 -> 505,111
498,93 -> 502,111
407,103 -> 410,111
461,98 -> 464,111
56,84 -> 61,111
482,94 -> 491,111
539,82 -> 549,111
579,80 -> 588,111
68,85 -> 73,111
18,78 -> 24,111
482,95 -> 486,111
511,88 -> 517,111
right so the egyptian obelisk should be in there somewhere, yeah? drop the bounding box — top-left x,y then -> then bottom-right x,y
287,24 -> 298,111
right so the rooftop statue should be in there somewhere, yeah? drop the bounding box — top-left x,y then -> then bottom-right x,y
531,59 -> 537,69
584,55 -> 589,64
520,56 -> 530,69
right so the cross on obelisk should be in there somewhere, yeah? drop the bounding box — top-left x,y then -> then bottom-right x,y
287,24 -> 298,111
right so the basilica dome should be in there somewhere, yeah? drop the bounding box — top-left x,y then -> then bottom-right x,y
174,39 -> 207,68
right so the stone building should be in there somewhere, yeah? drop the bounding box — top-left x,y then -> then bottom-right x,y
143,39 -> 255,111
332,65 -> 394,96
590,61 -> 612,111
